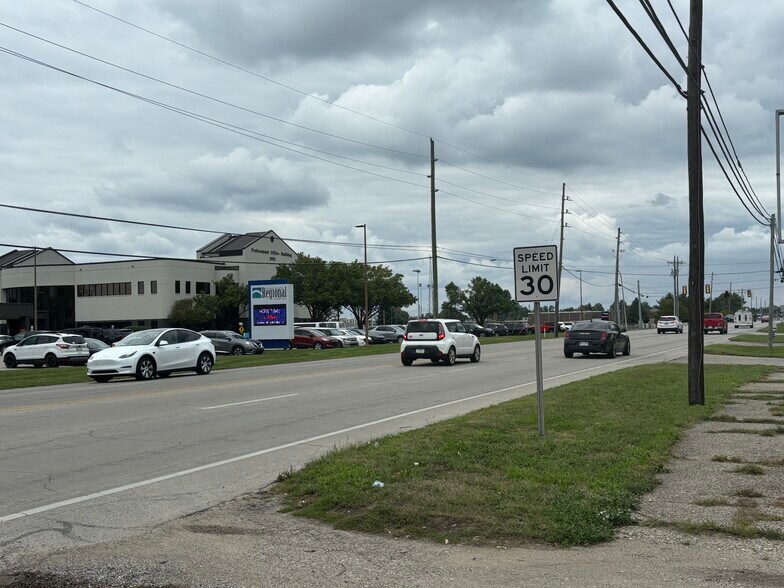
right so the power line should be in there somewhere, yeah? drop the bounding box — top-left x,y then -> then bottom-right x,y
0,46 -> 430,191
71,0 -> 564,185
0,21 -> 428,161
435,179 -> 560,210
437,189 -> 555,222
438,159 -> 562,196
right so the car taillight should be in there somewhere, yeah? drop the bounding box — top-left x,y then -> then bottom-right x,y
564,331 -> 570,339
437,324 -> 445,340
56,343 -> 70,349
600,332 -> 607,341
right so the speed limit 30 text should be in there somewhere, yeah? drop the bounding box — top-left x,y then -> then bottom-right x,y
515,250 -> 555,273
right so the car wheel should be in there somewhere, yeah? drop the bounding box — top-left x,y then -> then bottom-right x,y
401,356 -> 413,366
606,342 -> 616,358
396,336 -> 404,344
44,354 -> 59,368
564,350 -> 574,358
91,376 -> 111,383
3,353 -> 17,368
135,356 -> 156,380
657,330 -> 662,334
622,340 -> 631,356
444,347 -> 456,366
158,371 -> 172,378
196,352 -> 214,375
314,342 -> 323,350
470,345 -> 481,363
231,345 -> 245,356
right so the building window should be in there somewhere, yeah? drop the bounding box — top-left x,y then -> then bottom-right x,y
151,280 -> 157,294
175,280 -> 181,294
196,282 -> 211,295
138,281 -> 144,295
76,282 -> 132,297
185,281 -> 191,294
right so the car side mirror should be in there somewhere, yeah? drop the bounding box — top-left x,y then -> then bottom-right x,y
158,339 -> 169,346
620,328 -> 626,333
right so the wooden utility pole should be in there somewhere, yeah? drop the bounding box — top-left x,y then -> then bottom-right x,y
429,138 -> 439,318
614,227 -> 621,324
554,183 -> 566,338
687,0 -> 705,405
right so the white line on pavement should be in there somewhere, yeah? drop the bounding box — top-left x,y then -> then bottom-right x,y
200,393 -> 299,410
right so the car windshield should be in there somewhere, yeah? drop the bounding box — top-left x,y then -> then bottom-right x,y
114,329 -> 165,347
320,328 -> 341,336
225,332 -> 243,339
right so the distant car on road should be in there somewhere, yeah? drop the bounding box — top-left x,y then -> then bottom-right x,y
564,320 -> 630,358
761,315 -> 770,323
703,313 -> 728,334
400,319 -> 481,366
87,328 -> 215,382
657,316 -> 683,334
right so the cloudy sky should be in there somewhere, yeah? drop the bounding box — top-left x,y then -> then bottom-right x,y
1,0 -> 782,316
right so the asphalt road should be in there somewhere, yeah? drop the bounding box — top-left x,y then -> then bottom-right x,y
0,327 -> 727,562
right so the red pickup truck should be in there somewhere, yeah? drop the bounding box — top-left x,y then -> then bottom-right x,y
703,312 -> 728,334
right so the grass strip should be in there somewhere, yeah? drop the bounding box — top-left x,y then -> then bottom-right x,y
273,364 -> 773,546
0,335 -> 539,391
645,519 -> 784,541
705,344 -> 784,358
730,335 -> 784,344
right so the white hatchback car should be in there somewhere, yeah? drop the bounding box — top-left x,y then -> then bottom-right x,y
87,328 -> 216,383
400,319 -> 481,366
2,333 -> 90,368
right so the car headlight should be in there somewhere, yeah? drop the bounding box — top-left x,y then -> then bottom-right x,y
118,351 -> 137,359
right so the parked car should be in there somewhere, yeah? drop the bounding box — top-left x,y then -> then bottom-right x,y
463,322 -> 495,337
100,328 -> 131,345
87,328 -> 215,382
540,322 -> 556,333
504,322 -> 535,335
485,322 -> 510,336
346,328 -> 385,344
564,320 -> 630,358
559,321 -> 574,332
657,316 -> 683,334
3,333 -> 90,368
337,328 -> 368,346
84,337 -> 110,356
368,325 -> 406,343
0,334 -> 13,352
62,326 -> 105,340
200,330 -> 263,355
317,327 -> 359,347
400,319 -> 481,366
290,328 -> 341,350
702,312 -> 728,334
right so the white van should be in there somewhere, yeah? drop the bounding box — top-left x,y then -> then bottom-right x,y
733,310 -> 754,329
294,321 -> 348,330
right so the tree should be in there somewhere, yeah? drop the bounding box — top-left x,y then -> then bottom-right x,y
626,297 -> 651,324
439,282 -> 468,320
439,277 -> 519,324
339,262 -> 416,326
195,275 -> 250,329
168,298 -> 211,330
273,255 -> 337,321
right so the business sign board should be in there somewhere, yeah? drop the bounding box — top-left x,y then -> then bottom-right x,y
513,245 -> 559,303
248,280 -> 294,349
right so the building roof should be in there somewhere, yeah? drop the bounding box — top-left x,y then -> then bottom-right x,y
198,231 -> 286,257
0,248 -> 73,268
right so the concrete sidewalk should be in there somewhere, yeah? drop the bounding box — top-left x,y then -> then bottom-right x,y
3,363 -> 784,587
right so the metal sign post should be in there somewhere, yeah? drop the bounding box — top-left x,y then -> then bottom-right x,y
513,245 -> 559,438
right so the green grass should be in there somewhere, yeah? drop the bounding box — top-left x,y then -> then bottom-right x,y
0,335 -> 540,391
729,334 -> 784,344
273,364 -> 773,547
705,344 -> 784,358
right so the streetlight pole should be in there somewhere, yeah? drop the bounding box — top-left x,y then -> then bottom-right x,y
355,224 -> 369,344
413,269 -> 421,318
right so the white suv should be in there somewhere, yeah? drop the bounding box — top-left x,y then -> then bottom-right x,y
400,319 -> 481,366
3,333 -> 90,368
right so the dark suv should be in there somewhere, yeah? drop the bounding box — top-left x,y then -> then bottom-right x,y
463,322 -> 495,337
485,322 -> 509,336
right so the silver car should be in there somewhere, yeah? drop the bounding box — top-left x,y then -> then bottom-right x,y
200,330 -> 264,355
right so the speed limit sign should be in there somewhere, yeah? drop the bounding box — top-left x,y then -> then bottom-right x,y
513,245 -> 560,302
